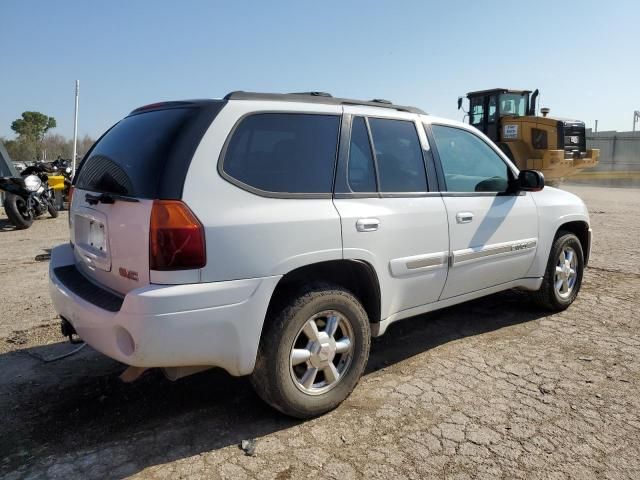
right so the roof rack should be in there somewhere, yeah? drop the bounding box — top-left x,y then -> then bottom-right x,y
289,91 -> 333,97
223,91 -> 426,114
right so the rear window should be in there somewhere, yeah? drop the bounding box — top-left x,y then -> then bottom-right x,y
222,113 -> 340,195
76,103 -> 223,199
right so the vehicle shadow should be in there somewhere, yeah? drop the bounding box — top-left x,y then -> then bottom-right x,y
0,217 -> 16,232
0,289 -> 549,477
0,214 -> 62,233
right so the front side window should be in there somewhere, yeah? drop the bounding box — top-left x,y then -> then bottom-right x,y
222,113 -> 340,194
431,125 -> 511,193
368,118 -> 427,192
499,93 -> 528,117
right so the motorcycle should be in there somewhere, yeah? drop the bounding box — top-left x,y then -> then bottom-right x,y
51,157 -> 73,180
0,162 -> 58,229
50,157 -> 74,209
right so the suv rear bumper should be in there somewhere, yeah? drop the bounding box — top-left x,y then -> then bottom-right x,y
48,244 -> 281,376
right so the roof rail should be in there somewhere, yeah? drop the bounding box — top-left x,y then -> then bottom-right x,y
289,91 -> 333,97
223,91 -> 426,114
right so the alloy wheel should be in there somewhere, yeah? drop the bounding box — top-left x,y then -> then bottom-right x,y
554,246 -> 578,299
289,310 -> 354,395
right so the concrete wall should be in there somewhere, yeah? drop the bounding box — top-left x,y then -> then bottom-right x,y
586,130 -> 640,172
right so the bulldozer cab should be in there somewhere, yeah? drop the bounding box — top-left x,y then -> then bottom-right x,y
459,88 -> 534,143
457,87 -> 599,183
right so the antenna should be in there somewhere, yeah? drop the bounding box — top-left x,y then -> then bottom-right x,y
72,80 -> 80,177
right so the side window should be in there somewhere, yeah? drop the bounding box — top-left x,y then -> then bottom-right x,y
368,118 -> 427,192
431,125 -> 510,193
348,117 -> 377,192
222,113 -> 340,194
487,95 -> 497,124
470,97 -> 484,126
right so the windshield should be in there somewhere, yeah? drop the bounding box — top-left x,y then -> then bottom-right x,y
499,93 -> 529,117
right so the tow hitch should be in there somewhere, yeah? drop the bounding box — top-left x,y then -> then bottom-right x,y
60,316 -> 83,344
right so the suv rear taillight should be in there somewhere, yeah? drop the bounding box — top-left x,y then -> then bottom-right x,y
149,200 -> 206,270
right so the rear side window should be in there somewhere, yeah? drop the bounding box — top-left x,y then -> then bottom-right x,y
222,113 -> 340,194
348,117 -> 377,192
76,108 -> 203,198
368,118 -> 427,192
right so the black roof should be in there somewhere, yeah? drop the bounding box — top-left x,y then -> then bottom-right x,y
466,88 -> 532,98
224,91 -> 427,115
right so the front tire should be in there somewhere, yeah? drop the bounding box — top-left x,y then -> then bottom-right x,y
251,283 -> 371,418
47,198 -> 59,218
532,231 -> 584,311
3,193 -> 34,229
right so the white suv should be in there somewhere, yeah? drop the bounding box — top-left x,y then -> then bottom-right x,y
49,91 -> 591,418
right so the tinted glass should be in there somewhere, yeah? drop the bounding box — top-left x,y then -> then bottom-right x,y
223,114 -> 340,194
431,125 -> 510,193
368,118 -> 427,192
488,95 -> 497,123
76,108 -> 198,198
348,117 -> 376,192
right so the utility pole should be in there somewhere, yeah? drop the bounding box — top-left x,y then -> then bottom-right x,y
72,80 -> 80,176
594,120 -> 598,133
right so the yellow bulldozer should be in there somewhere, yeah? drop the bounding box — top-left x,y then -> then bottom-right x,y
458,88 -> 599,184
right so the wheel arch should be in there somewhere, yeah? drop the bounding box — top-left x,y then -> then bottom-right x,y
264,259 -> 382,329
556,220 -> 590,265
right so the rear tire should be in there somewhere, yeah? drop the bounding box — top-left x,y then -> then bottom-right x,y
251,283 -> 371,418
532,231 -> 583,311
3,193 -> 33,229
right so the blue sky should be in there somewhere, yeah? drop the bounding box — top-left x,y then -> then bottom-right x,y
2,0 -> 638,139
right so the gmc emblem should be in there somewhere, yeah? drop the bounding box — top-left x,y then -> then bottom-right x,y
119,267 -> 139,282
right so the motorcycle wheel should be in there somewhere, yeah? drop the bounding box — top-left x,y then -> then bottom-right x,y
3,193 -> 34,229
48,199 -> 59,218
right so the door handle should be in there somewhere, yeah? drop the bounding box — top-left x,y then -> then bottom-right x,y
356,218 -> 380,232
456,212 -> 474,224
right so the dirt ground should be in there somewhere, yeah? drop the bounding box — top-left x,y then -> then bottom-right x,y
1,184 -> 639,479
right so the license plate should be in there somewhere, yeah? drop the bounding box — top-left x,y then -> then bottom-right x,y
73,208 -> 111,271
88,220 -> 106,252
570,136 -> 579,144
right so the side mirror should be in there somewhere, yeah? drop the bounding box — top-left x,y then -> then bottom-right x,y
457,97 -> 463,110
518,170 -> 544,191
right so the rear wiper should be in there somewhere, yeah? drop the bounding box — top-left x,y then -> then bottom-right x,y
85,193 -> 139,205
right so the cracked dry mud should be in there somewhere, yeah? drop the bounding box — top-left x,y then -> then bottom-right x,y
1,185 -> 639,479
